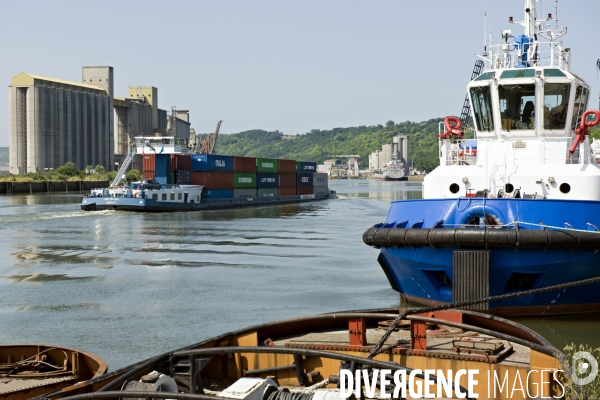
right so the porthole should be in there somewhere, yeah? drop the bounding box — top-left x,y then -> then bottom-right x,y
450,183 -> 460,194
505,183 -> 514,193
560,183 -> 571,193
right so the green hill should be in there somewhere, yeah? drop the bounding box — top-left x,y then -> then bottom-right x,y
213,118 -> 446,172
1,117 -> 466,172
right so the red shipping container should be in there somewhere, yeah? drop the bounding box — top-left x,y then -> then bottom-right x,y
170,154 -> 192,171
278,188 -> 296,196
191,172 -> 234,189
278,159 -> 296,174
278,174 -> 296,188
233,156 -> 257,173
142,154 -> 156,172
143,170 -> 155,180
296,187 -> 314,195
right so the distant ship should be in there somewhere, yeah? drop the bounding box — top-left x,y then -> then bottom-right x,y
373,159 -> 406,181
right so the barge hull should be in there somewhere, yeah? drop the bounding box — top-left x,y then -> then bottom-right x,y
81,194 -> 331,212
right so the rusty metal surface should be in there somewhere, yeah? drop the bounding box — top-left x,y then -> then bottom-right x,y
0,375 -> 77,395
348,318 -> 366,347
39,308 -> 562,400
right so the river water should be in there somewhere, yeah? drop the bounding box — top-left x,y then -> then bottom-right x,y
0,180 -> 598,370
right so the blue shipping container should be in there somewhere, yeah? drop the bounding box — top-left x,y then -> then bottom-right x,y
296,172 -> 314,187
203,189 -> 234,199
298,162 -> 317,172
256,173 -> 278,188
155,154 -> 171,177
191,154 -> 233,172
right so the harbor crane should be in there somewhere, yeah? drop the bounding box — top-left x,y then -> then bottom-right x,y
199,120 -> 223,154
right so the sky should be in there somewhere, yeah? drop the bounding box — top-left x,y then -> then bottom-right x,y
1,0 -> 599,147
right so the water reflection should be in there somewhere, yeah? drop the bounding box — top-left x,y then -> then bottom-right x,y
0,193 -> 83,206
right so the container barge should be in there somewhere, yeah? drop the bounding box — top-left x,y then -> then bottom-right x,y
81,137 -> 334,212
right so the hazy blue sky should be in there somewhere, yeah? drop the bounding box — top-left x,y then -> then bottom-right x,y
2,0 -> 599,147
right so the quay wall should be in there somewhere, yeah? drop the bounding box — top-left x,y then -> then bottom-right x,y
0,180 -> 109,194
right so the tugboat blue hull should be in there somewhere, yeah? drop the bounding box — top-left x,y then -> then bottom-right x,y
368,198 -> 600,316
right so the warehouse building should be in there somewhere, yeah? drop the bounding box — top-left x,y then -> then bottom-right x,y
9,67 -> 114,174
9,67 -> 193,174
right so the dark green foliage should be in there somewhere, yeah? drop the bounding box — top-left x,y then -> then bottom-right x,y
56,162 -> 79,177
125,169 -> 142,182
215,118 -> 444,172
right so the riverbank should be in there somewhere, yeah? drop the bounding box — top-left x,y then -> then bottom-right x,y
0,180 -> 109,194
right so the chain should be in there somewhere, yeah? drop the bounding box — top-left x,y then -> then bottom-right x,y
368,274 -> 600,359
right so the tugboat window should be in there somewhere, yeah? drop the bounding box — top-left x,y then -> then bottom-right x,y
449,183 -> 460,194
498,84 -> 536,130
544,83 -> 571,129
470,86 -> 494,131
571,85 -> 589,130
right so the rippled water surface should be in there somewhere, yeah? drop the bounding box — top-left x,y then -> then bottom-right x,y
0,179 -> 598,369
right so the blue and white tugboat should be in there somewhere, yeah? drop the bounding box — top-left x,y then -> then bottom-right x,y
364,0 -> 600,316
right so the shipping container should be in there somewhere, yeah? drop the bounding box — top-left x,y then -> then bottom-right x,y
314,187 -> 330,196
191,172 -> 234,189
278,159 -> 296,174
233,173 -> 257,189
155,176 -> 167,185
278,173 -> 296,188
296,161 -> 317,173
176,170 -> 191,185
233,156 -> 257,173
256,173 -> 278,188
256,158 -> 278,173
233,189 -> 257,198
257,188 -> 278,197
191,154 -> 233,172
296,172 -> 314,187
170,154 -> 192,171
313,173 -> 328,187
143,154 -> 156,173
203,189 -> 233,199
278,187 -> 296,197
154,154 -> 171,177
296,187 -> 314,195
142,171 -> 155,180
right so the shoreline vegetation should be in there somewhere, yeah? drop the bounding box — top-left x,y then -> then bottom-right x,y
0,162 -> 141,183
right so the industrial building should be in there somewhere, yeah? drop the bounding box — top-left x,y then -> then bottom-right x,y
8,67 -> 193,174
368,134 -> 409,175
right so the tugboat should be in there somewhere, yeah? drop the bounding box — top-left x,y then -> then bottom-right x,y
363,0 -> 600,316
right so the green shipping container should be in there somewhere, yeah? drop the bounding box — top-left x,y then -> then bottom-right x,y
233,173 -> 257,189
256,158 -> 278,173
257,188 -> 278,197
296,161 -> 301,172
